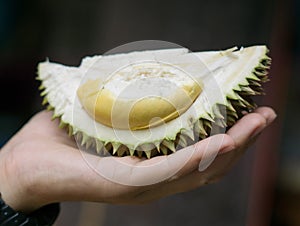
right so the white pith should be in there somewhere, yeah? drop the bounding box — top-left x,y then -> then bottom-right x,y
103,62 -> 197,99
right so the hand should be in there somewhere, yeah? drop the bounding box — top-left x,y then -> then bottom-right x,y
0,107 -> 276,213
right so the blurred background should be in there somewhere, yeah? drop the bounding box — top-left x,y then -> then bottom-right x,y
0,0 -> 298,225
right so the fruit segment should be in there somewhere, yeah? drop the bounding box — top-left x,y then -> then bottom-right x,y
38,46 -> 271,158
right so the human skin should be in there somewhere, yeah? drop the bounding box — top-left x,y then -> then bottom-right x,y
0,107 -> 276,213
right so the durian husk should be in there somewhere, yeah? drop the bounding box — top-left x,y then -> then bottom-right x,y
38,47 -> 271,158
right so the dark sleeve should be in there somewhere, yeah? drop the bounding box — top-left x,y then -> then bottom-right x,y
0,198 -> 60,226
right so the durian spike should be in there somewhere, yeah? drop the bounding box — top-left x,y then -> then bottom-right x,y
47,105 -> 54,111
200,113 -> 214,122
51,112 -> 60,120
81,133 -> 89,146
227,110 -> 238,120
42,97 -> 48,105
68,125 -> 73,136
160,145 -> 169,155
250,73 -> 261,81
85,139 -> 93,149
254,74 -> 268,82
259,76 -> 269,83
226,100 -> 236,112
240,86 -> 256,95
266,59 -> 272,65
227,90 -> 240,99
129,148 -> 135,156
58,120 -> 66,129
96,140 -> 104,154
178,134 -> 187,148
181,129 -> 195,141
199,133 -> 207,140
250,85 -> 264,93
162,140 -> 176,152
38,84 -> 45,90
117,147 -> 126,157
75,132 -> 82,141
194,120 -> 208,136
154,141 -> 161,153
257,64 -> 270,70
235,96 -> 247,107
238,96 -> 256,109
254,69 -> 268,77
213,118 -> 227,128
203,119 -> 212,129
248,79 -> 262,87
227,115 -> 237,126
40,90 -> 48,96
112,142 -> 121,155
144,150 -> 152,159
213,105 -> 225,119
73,127 -> 79,135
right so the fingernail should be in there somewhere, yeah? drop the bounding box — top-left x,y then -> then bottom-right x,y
250,112 -> 277,139
266,112 -> 277,125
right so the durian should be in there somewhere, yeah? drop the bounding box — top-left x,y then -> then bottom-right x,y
38,45 -> 271,158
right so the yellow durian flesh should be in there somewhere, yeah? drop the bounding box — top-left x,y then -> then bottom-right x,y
77,62 -> 202,130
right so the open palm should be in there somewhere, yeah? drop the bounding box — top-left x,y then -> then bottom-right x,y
0,107 -> 276,212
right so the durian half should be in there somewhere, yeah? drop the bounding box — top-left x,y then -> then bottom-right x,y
38,46 -> 271,158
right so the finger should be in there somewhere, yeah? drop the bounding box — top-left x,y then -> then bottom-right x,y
170,133 -> 235,174
226,112 -> 267,148
138,151 -> 236,201
83,134 -> 234,187
168,112 -> 269,191
253,106 -> 277,125
124,108 -> 277,203
127,134 -> 235,202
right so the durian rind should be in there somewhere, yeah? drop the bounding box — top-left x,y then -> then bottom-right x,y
38,46 -> 271,158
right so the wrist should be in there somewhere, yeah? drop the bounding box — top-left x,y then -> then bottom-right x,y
0,144 -> 47,213
0,151 -> 60,225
